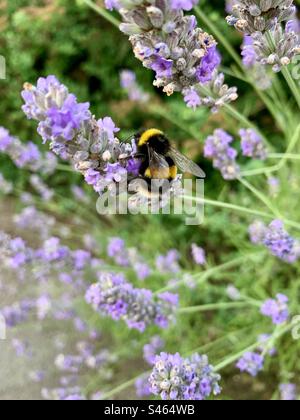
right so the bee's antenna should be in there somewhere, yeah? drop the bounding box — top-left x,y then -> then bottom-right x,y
120,132 -> 136,144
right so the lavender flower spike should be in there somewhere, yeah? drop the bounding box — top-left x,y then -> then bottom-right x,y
149,352 -> 221,400
227,2 -> 300,72
120,70 -> 149,102
227,1 -> 296,34
113,0 -> 237,111
280,383 -> 297,401
239,128 -> 268,160
85,273 -> 178,332
204,129 -> 240,180
264,220 -> 295,261
236,352 -> 264,377
261,293 -> 289,325
21,76 -> 139,196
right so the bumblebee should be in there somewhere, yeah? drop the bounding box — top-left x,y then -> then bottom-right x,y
133,128 -> 205,183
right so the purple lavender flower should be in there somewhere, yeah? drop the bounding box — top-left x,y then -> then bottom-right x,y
0,127 -> 58,174
196,46 -> 221,84
38,237 -> 69,262
248,220 -> 268,244
204,129 -> 240,180
236,352 -> 264,377
15,142 -> 40,168
42,387 -> 84,401
91,391 -> 104,401
29,371 -> 46,383
239,128 -> 268,160
191,244 -> 206,265
105,0 -> 120,11
97,117 -> 120,142
170,0 -> 198,11
183,89 -> 201,110
63,394 -> 86,401
286,18 -> 300,34
226,0 -> 235,14
108,237 -> 125,257
86,273 -> 178,332
151,56 -> 173,79
261,294 -> 289,325
72,250 -> 91,270
120,70 -> 136,89
0,127 -> 13,151
30,174 -> 54,201
104,163 -> 127,183
241,36 -> 257,68
23,77 -> 90,142
36,295 -> 52,320
134,262 -> 151,281
135,375 -> 152,398
120,70 -> 149,103
280,383 -> 297,401
257,334 -> 276,357
107,237 -> 130,266
8,237 -> 31,269
287,240 -> 300,263
126,158 -> 142,177
45,95 -> 90,141
14,206 -> 55,240
143,336 -> 165,365
156,250 -> 181,273
12,339 -> 32,358
149,352 -> 221,400
73,317 -> 87,333
0,300 -> 34,327
84,168 -> 101,187
55,354 -> 84,373
249,219 -> 300,263
71,186 -> 88,203
264,220 -> 295,261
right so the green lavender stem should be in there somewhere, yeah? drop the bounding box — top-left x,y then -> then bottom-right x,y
184,196 -> 300,231
81,0 -> 121,28
179,300 -> 261,314
282,66 -> 300,110
268,153 -> 300,159
238,177 -> 282,220
214,323 -> 292,372
155,254 -> 259,294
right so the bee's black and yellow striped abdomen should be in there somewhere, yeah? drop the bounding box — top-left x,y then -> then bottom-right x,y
144,162 -> 178,181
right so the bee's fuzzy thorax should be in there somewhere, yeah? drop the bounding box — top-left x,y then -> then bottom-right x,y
138,128 -> 164,146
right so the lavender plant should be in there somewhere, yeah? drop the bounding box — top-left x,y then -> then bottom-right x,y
227,0 -> 300,72
106,0 -> 238,111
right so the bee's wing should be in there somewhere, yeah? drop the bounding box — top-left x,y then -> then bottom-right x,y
148,148 -> 170,178
149,149 -> 169,169
168,146 -> 206,178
